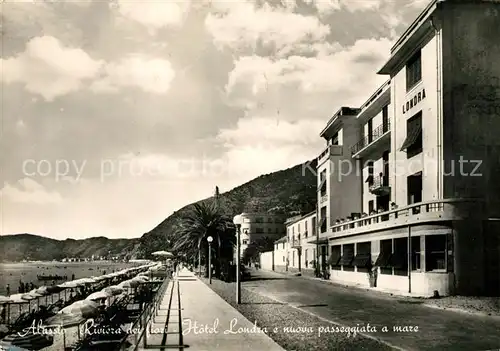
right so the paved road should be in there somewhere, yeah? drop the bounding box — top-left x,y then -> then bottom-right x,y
241,269 -> 500,351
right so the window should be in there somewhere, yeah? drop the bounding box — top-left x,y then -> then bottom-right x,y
353,242 -> 371,273
312,217 -> 317,236
320,207 -> 327,233
367,119 -> 373,143
407,172 -> 423,212
329,245 -> 342,270
292,227 -> 294,234
382,105 -> 389,133
268,228 -> 272,233
383,151 -> 389,186
304,249 -> 308,267
298,223 -> 301,233
406,50 -> 422,91
268,218 -> 273,223
412,236 -> 421,271
282,243 -> 285,249
426,235 -> 446,271
376,239 -> 393,275
365,161 -> 374,186
368,200 -> 374,214
242,240 -> 249,245
292,251 -> 295,266
401,112 -> 422,158
319,170 -> 327,197
340,243 -> 355,271
392,238 -> 408,276
256,228 -> 264,234
276,228 -> 279,233
331,131 -> 339,145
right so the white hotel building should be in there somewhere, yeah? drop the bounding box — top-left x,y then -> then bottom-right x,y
297,0 -> 500,297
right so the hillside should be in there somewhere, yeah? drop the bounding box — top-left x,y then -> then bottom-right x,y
137,159 -> 318,257
0,234 -> 140,262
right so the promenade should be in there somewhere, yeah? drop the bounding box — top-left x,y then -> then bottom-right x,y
137,268 -> 284,351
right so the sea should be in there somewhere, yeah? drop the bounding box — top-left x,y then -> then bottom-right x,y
0,261 -> 141,296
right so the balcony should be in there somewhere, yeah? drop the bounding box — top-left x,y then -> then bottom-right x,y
317,144 -> 343,165
351,121 -> 391,159
369,175 -> 390,196
329,198 -> 484,238
290,235 -> 301,248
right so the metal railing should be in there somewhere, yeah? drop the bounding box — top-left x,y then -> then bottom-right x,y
119,274 -> 171,350
331,198 -> 483,234
369,175 -> 390,193
351,120 -> 391,155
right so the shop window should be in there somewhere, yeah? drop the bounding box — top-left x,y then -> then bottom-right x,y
340,243 -> 355,272
353,242 -> 371,273
329,245 -> 341,270
411,236 -> 421,271
392,238 -> 408,276
426,235 -> 446,271
376,239 -> 393,275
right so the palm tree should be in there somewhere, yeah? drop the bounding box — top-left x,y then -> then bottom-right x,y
173,202 -> 235,277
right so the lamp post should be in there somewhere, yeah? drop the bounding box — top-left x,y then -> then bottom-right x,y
207,236 -> 213,284
233,214 -> 243,304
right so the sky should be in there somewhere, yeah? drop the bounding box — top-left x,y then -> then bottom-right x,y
0,0 -> 428,240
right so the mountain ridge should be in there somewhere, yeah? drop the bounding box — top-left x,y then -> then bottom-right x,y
1,159 -> 318,261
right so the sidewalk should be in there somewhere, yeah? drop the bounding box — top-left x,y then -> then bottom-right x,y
139,269 -> 284,351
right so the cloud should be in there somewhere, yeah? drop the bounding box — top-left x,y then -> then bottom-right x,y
113,0 -> 191,31
205,1 -> 331,57
91,55 -> 176,94
1,36 -> 103,101
225,38 -> 392,110
1,178 -> 63,205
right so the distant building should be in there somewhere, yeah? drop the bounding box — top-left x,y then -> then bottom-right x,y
236,212 -> 287,256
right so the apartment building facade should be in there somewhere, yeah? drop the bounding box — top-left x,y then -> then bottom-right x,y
313,0 -> 500,297
237,212 -> 286,257
273,212 -> 318,276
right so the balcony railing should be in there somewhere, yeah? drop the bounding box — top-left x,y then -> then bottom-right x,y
369,175 -> 390,196
317,144 -> 343,163
351,120 -> 390,155
330,198 -> 483,235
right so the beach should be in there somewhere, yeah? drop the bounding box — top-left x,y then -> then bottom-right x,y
0,261 -> 140,296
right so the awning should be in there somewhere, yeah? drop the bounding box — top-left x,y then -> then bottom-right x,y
352,253 -> 371,267
327,251 -> 341,266
400,117 -> 422,151
339,251 -> 354,266
374,252 -> 392,267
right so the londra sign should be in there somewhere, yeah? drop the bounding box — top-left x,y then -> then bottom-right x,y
402,88 -> 426,114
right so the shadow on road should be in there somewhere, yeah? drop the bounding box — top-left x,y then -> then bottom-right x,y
246,277 -> 287,282
239,302 -> 286,305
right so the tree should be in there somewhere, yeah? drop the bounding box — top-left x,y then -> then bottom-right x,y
242,236 -> 275,265
172,202 -> 235,277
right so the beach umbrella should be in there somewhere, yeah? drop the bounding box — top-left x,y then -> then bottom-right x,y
117,280 -> 140,289
0,296 -> 10,304
85,291 -> 111,301
102,286 -> 124,296
45,313 -> 85,327
134,275 -> 149,281
58,281 -> 80,288
8,294 -> 34,303
33,287 -> 50,296
27,289 -> 44,298
44,313 -> 86,350
59,300 -> 99,319
152,250 -> 173,257
0,333 -> 53,350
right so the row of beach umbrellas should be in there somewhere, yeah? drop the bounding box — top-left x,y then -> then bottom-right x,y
0,263 -> 157,305
0,264 -> 160,350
